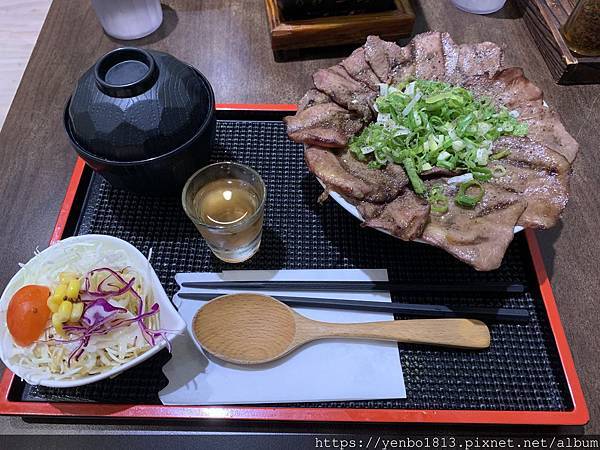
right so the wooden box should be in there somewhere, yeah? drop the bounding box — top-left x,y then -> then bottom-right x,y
264,0 -> 415,53
515,0 -> 600,84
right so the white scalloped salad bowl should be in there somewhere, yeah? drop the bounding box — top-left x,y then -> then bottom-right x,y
0,234 -> 186,388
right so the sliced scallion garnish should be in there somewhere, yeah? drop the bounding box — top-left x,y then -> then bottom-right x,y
490,149 -> 511,160
348,79 -> 528,209
471,166 -> 493,182
492,165 -> 507,177
428,185 -> 449,214
455,180 -> 484,208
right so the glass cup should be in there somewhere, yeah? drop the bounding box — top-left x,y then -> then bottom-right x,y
91,0 -> 163,41
182,162 -> 266,263
450,0 -> 507,15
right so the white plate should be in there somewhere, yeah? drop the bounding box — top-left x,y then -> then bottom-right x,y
317,179 -> 524,238
0,234 -> 186,388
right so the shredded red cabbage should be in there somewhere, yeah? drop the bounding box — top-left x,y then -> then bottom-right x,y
48,267 -> 173,366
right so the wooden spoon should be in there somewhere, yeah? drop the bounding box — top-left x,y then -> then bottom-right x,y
192,293 -> 491,365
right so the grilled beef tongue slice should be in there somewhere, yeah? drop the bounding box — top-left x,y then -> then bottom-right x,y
514,102 -> 579,163
492,67 -> 543,107
364,35 -> 391,82
489,136 -> 570,229
338,149 -> 408,202
305,146 -> 376,201
464,70 -> 577,163
285,103 -> 364,148
457,42 -> 503,78
313,65 -> 376,121
304,145 -> 409,203
440,33 -> 503,82
443,35 -> 504,83
298,88 -> 331,113
342,47 -> 381,90
441,33 -> 460,81
413,31 -> 446,81
386,40 -> 415,85
463,67 -> 543,109
359,189 -> 431,241
460,68 -> 577,164
421,181 -> 526,271
363,35 -> 417,85
357,201 -> 384,219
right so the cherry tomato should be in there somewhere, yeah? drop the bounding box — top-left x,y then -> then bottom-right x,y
7,285 -> 51,347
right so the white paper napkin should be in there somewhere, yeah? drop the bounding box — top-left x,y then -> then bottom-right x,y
158,269 -> 405,405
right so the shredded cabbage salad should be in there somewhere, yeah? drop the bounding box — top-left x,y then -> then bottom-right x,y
1,241 -> 169,383
349,79 -> 528,207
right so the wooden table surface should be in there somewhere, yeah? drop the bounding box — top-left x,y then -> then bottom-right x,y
0,0 -> 598,437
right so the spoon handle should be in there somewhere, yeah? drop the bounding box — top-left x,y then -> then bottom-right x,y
299,318 -> 490,350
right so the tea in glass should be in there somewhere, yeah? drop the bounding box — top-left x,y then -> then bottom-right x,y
182,162 -> 266,263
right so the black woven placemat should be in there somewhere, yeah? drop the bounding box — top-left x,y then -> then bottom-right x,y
17,119 -> 571,411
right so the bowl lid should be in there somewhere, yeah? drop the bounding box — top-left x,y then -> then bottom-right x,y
67,47 -> 213,162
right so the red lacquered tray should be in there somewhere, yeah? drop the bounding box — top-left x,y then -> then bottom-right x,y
0,105 -> 589,425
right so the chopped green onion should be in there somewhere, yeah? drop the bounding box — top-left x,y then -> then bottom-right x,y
451,140 -> 465,151
431,201 -> 448,214
448,173 -> 473,184
403,158 -> 425,194
492,165 -> 507,177
428,185 -> 449,214
437,159 -> 455,170
455,180 -> 484,208
475,147 -> 491,166
471,166 -> 492,182
477,122 -> 492,136
513,123 -> 528,136
402,92 -> 423,116
348,79 -> 527,204
437,151 -> 451,161
425,92 -> 463,105
490,149 -> 511,160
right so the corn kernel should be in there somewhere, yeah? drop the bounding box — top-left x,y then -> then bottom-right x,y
47,295 -> 62,313
69,302 -> 84,322
52,313 -> 65,336
59,272 -> 78,284
54,283 -> 68,301
66,278 -> 81,299
57,301 -> 72,322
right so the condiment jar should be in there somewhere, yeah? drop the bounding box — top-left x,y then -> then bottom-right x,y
561,0 -> 600,57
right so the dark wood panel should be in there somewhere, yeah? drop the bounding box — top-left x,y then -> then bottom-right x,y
265,0 -> 414,51
0,0 -> 598,434
515,0 -> 600,84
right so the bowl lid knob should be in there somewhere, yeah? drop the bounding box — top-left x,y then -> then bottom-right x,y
94,47 -> 158,98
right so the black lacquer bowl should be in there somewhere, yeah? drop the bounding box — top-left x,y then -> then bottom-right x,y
65,47 -> 216,195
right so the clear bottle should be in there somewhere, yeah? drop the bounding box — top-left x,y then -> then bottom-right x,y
561,0 -> 600,57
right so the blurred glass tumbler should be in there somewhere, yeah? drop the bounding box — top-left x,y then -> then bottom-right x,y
450,0 -> 507,15
182,163 -> 266,263
92,0 -> 163,40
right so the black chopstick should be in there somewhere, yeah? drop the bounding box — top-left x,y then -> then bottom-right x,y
177,292 -> 529,322
180,280 -> 526,294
